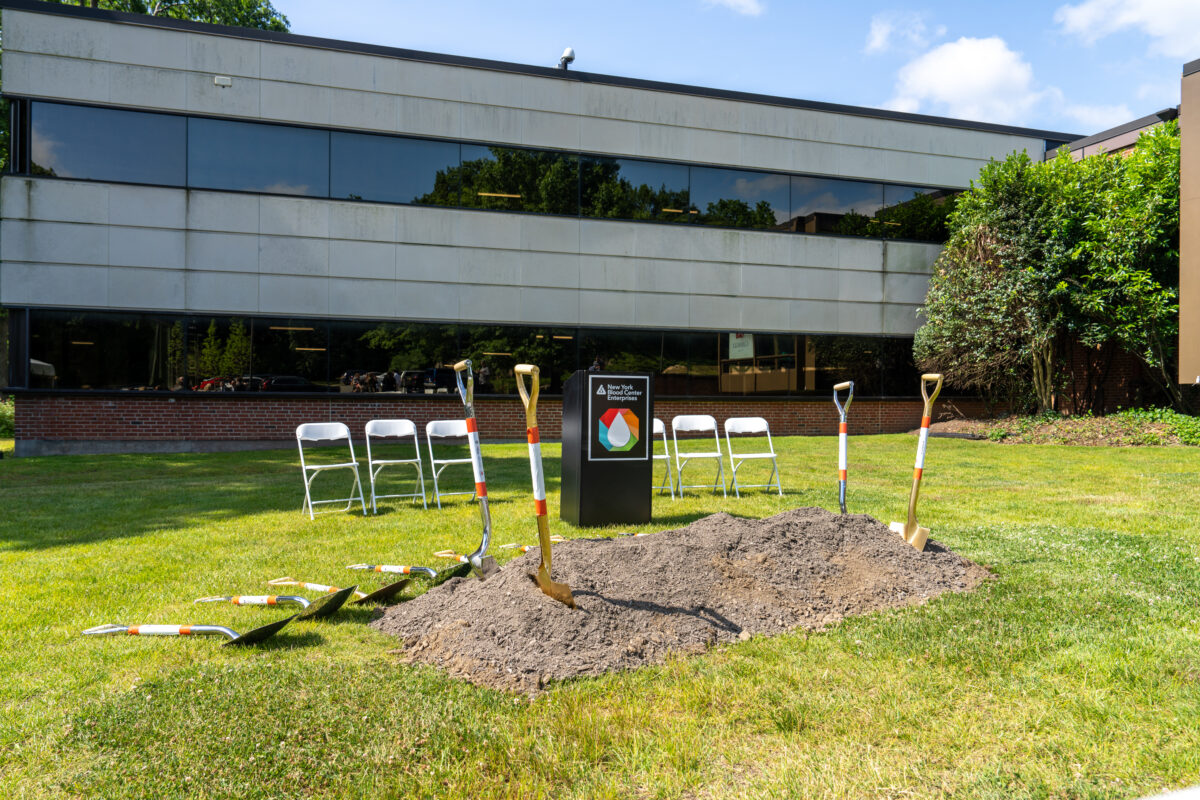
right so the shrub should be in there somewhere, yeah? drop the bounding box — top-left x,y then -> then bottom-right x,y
1115,407 -> 1200,446
0,396 -> 13,437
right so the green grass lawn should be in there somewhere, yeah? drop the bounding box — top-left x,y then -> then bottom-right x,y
1,434 -> 1198,799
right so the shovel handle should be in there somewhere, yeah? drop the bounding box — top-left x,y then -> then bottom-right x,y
833,381 -> 852,391
920,374 -> 944,410
514,364 -> 540,428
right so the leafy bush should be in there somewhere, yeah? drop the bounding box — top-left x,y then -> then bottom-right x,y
0,396 -> 13,437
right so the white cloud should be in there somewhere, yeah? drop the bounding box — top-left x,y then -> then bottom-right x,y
864,11 -> 942,54
1063,102 -> 1135,129
886,37 -> 1050,124
702,0 -> 765,16
1055,0 -> 1200,60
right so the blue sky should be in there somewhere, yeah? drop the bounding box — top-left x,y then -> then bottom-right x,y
280,0 -> 1200,137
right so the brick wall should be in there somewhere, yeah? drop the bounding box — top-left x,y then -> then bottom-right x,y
11,391 -> 997,456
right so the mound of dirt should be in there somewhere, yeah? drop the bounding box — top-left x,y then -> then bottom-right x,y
373,508 -> 988,693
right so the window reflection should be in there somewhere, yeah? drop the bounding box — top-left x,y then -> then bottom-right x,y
185,317 -> 254,391
23,102 -> 959,244
20,310 -> 924,397
31,102 -> 185,186
29,310 -> 182,390
249,319 -> 331,391
691,167 -> 789,230
453,145 -> 578,215
189,118 -> 329,197
331,132 -> 460,206
787,177 -> 884,235
719,332 -> 802,394
580,157 -> 692,223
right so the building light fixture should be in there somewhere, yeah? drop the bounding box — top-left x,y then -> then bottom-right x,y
295,347 -> 326,352
482,351 -> 513,356
70,340 -> 94,345
477,192 -> 521,199
270,326 -> 315,331
553,335 -> 573,340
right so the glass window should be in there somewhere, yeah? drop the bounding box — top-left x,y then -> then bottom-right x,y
30,102 -> 185,186
188,118 -> 329,197
29,310 -> 183,390
185,316 -> 255,391
691,167 -> 789,230
250,319 -> 331,392
788,176 -> 884,236
718,332 -> 801,394
877,185 -> 958,243
580,329 -> 698,394
580,157 -> 691,223
457,145 -> 578,216
331,132 -> 460,206
329,320 -> 430,393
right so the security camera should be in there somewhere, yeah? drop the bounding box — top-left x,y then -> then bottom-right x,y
559,47 -> 575,70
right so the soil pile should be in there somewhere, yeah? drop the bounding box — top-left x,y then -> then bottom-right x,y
373,507 -> 988,693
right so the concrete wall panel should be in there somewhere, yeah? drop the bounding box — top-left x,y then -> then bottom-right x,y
1,262 -> 109,306
258,274 -> 328,316
110,185 -> 187,229
186,231 -> 259,272
109,227 -> 185,269
186,270 -> 258,312
108,266 -> 185,309
329,239 -> 396,281
109,64 -> 188,110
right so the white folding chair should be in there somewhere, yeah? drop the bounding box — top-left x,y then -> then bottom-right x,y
365,419 -> 427,513
671,414 -> 726,497
295,422 -> 367,520
724,416 -> 783,498
425,419 -> 475,509
652,417 -> 676,499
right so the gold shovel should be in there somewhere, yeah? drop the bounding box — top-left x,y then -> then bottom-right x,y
515,364 -> 576,608
890,373 -> 943,551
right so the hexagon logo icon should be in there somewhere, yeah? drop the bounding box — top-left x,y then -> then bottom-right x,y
598,407 -> 639,452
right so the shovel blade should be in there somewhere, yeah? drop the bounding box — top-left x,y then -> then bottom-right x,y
354,578 -> 411,605
473,555 -> 499,580
225,614 -> 297,647
535,565 -> 576,609
297,585 -> 357,619
889,521 -> 929,552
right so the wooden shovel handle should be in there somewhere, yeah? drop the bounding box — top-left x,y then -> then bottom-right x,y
514,364 -> 539,428
920,373 -> 944,410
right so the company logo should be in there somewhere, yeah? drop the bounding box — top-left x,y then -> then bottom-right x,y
596,385 -> 606,395
598,408 -> 639,452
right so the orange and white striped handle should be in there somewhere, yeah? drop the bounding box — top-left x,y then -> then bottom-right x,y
833,380 -> 854,514
268,577 -> 367,601
465,417 -> 487,499
527,424 -> 548,518
901,373 -> 944,531
128,624 -> 193,636
346,563 -> 437,578
838,421 -> 848,482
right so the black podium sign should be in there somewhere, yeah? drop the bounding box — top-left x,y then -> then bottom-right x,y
561,371 -> 653,526
587,375 -> 651,462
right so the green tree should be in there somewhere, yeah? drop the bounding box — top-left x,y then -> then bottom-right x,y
198,319 -> 223,378
914,152 -> 1057,410
915,122 -> 1186,413
219,317 -> 251,377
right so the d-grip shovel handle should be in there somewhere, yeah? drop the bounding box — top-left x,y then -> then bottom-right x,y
514,364 -> 539,427
920,374 -> 944,411
453,359 -> 473,407
833,381 -> 854,416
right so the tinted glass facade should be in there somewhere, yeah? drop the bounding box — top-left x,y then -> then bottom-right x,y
15,309 -> 917,397
30,102 -> 186,186
19,100 -> 958,244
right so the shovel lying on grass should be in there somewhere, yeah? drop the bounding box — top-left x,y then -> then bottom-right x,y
514,363 -> 576,609
82,616 -> 297,647
267,576 -> 411,606
889,373 -> 943,551
193,585 -> 358,620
